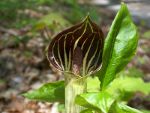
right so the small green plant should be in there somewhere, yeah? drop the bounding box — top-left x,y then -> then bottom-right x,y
24,3 -> 150,113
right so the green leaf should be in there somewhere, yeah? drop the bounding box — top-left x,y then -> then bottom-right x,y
34,12 -> 70,31
23,77 -> 101,103
75,92 -> 115,113
109,102 -> 143,113
96,3 -> 138,89
75,91 -> 143,113
106,76 -> 150,98
23,81 -> 65,102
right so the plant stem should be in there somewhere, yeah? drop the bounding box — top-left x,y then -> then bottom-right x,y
65,73 -> 87,113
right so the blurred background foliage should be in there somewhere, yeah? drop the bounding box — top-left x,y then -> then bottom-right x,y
0,0 -> 100,28
0,0 -> 150,113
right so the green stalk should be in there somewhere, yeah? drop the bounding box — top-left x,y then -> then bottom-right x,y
64,72 -> 87,113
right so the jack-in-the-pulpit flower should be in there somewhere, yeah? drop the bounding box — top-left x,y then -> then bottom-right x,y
47,16 -> 104,76
47,16 -> 104,113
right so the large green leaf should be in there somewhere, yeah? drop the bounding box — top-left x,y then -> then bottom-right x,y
75,91 -> 143,113
96,3 -> 138,90
23,81 -> 65,102
106,76 -> 150,99
75,92 -> 115,113
87,76 -> 150,101
87,76 -> 150,100
109,102 -> 143,113
23,77 -> 100,103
